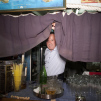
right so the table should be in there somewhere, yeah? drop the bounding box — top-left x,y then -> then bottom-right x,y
0,98 -> 40,101
5,81 -> 97,101
5,82 -> 75,101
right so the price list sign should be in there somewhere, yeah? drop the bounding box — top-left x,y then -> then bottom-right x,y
0,0 -> 66,12
81,0 -> 101,3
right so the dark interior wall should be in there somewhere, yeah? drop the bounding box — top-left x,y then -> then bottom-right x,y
64,61 -> 87,77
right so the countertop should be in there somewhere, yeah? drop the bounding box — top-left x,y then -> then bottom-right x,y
2,81 -> 97,101
0,98 -> 56,101
0,98 -> 41,101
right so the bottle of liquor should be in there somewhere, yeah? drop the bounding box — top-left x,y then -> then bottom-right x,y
39,65 -> 47,84
39,65 -> 47,94
50,29 -> 54,34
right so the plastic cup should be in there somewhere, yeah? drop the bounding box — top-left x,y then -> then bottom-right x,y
13,76 -> 21,92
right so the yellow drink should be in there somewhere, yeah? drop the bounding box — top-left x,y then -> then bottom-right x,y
13,63 -> 23,92
46,89 -> 56,95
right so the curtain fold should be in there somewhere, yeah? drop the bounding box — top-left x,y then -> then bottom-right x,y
0,12 -> 101,62
0,13 -> 62,57
59,12 -> 101,62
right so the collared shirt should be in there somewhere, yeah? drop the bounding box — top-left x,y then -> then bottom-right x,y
45,46 -> 66,76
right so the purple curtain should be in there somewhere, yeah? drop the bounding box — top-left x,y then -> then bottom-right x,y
0,12 -> 101,62
0,13 -> 61,57
59,12 -> 101,62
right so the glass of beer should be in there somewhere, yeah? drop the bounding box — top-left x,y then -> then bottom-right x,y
45,78 -> 56,95
46,87 -> 56,95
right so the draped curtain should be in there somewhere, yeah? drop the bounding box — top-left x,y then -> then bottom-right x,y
0,12 -> 101,62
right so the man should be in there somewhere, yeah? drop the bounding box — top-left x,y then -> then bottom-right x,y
44,31 -> 66,80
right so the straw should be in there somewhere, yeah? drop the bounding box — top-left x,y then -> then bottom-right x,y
12,63 -> 23,91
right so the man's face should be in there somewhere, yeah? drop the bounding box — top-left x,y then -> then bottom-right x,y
46,34 -> 56,50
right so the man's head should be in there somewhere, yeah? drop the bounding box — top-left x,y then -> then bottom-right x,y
46,33 -> 56,51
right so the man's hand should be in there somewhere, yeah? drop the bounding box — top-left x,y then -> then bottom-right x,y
52,23 -> 55,30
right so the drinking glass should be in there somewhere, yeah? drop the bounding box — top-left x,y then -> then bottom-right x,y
12,61 -> 27,91
13,62 -> 23,92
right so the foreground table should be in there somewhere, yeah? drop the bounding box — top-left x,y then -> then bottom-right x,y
6,82 -> 75,101
0,98 -> 57,101
5,81 -> 97,101
0,98 -> 41,101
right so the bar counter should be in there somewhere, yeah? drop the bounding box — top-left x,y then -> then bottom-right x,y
0,98 -> 40,101
1,82 -> 97,101
2,82 -> 75,101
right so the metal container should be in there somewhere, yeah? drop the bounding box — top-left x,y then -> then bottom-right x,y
33,88 -> 64,99
0,61 -> 14,94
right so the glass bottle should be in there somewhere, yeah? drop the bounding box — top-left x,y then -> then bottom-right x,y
39,65 -> 47,84
50,29 -> 54,34
39,65 -> 47,94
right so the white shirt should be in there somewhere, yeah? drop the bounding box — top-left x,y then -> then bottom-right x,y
45,46 -> 66,76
